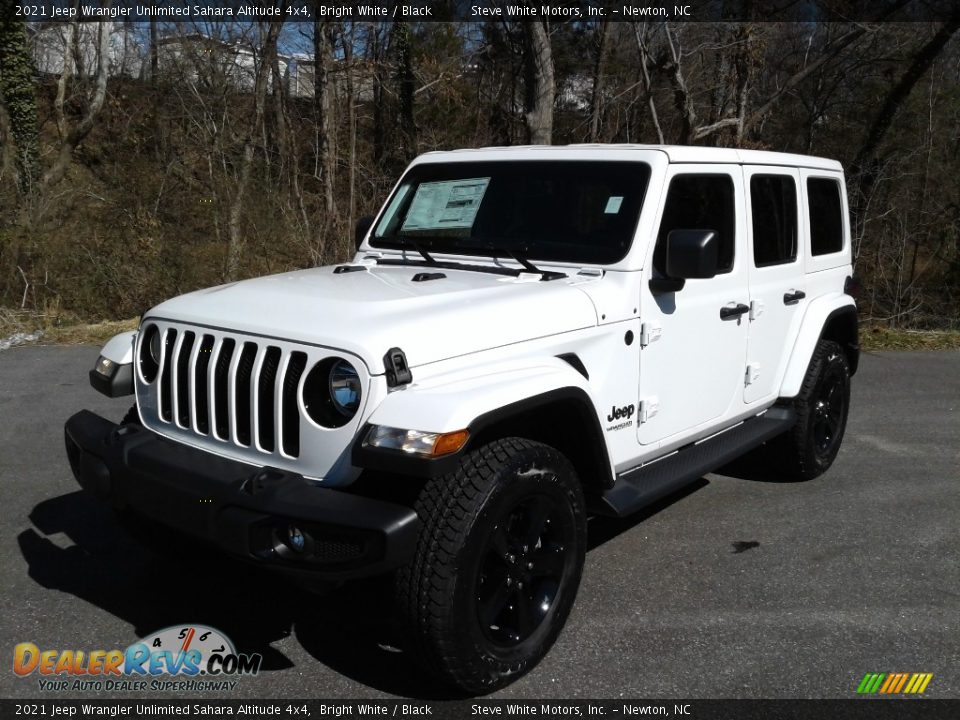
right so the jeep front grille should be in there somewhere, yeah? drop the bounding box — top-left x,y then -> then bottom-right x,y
152,328 -> 308,458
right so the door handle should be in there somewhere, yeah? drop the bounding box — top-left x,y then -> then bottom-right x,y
783,290 -> 806,305
720,303 -> 750,320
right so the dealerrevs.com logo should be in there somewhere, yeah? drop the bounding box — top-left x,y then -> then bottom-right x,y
13,625 -> 262,692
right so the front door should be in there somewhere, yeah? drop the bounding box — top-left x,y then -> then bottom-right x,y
637,166 -> 750,447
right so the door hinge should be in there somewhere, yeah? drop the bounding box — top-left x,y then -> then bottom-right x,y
749,300 -> 764,321
639,397 -> 660,423
744,363 -> 761,386
640,322 -> 662,347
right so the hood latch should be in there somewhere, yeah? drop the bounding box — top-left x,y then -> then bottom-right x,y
384,347 -> 413,388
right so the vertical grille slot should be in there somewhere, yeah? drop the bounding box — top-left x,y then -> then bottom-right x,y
158,329 -> 177,422
175,331 -> 196,428
194,335 -> 214,434
213,338 -> 236,440
257,347 -> 282,452
143,323 -> 358,473
281,351 -> 307,457
234,342 -> 258,447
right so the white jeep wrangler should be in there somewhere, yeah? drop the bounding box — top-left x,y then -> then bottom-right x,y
66,145 -> 858,693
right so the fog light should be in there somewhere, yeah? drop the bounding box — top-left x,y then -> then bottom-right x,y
287,525 -> 306,553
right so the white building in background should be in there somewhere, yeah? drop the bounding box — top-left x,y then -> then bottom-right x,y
156,33 -> 289,93
285,56 -> 376,102
30,22 -> 144,78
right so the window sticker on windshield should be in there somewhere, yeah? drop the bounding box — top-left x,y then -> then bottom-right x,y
604,196 -> 624,214
401,178 -> 491,231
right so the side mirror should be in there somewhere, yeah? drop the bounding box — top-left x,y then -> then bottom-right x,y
649,229 -> 719,294
666,229 -> 719,279
355,216 -> 375,250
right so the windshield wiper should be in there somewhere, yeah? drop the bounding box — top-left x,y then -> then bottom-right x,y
392,236 -> 436,264
454,239 -> 566,281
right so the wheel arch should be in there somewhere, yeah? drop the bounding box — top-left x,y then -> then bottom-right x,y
352,359 -> 615,492
780,299 -> 858,399
465,388 -> 615,493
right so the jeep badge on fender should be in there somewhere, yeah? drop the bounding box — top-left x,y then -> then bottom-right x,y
608,404 -> 636,422
65,145 -> 858,694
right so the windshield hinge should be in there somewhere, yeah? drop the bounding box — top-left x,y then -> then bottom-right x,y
640,322 -> 662,347
384,347 -> 413,388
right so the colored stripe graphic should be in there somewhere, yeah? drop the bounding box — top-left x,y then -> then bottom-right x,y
856,672 -> 932,694
904,674 -> 920,693
857,673 -> 885,694
879,674 -> 897,693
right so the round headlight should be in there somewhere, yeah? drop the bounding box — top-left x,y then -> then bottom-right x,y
149,328 -> 162,364
139,324 -> 160,383
329,360 -> 362,417
303,358 -> 363,428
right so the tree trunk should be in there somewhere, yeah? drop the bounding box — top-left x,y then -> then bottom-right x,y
633,21 -> 664,144
0,3 -> 39,193
522,19 -> 554,145
149,19 -> 158,82
371,25 -> 386,165
588,20 -> 610,142
395,23 -> 417,159
343,25 -> 357,249
314,19 -> 336,220
42,20 -> 112,188
226,20 -> 283,281
854,18 -> 960,173
852,17 -> 960,244
661,23 -> 699,144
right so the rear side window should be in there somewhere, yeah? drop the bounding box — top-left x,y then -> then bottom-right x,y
807,178 -> 844,255
654,175 -> 736,275
750,174 -> 798,267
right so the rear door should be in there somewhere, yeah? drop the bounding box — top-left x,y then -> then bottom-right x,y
743,166 -> 806,404
637,166 -> 749,446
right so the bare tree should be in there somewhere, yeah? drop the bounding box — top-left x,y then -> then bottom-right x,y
633,22 -> 665,144
226,20 -> 283,281
42,20 -> 112,188
522,18 -> 554,144
588,20 -> 611,142
314,18 -> 337,221
0,2 -> 39,193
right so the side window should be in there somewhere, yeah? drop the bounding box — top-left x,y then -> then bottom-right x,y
654,174 -> 736,275
750,174 -> 798,267
807,177 -> 844,255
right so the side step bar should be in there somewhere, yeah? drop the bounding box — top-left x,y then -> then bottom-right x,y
590,407 -> 796,518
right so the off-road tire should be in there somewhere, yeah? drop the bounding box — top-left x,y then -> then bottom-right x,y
396,437 -> 586,694
777,339 -> 851,480
121,404 -> 141,426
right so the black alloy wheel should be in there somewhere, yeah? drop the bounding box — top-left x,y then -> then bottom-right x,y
396,437 -> 586,694
476,493 -> 575,647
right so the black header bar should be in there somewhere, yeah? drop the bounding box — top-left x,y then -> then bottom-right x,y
3,699 -> 960,720
9,0 -> 960,24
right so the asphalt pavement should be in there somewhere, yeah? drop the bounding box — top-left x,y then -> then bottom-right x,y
1,345 -> 957,699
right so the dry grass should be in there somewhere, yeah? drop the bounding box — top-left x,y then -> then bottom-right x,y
0,308 -> 138,346
860,324 -> 960,352
41,317 -> 140,345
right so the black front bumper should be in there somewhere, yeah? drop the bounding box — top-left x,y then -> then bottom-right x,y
64,410 -> 420,580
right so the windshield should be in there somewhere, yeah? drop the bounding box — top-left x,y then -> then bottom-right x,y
371,160 -> 651,265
